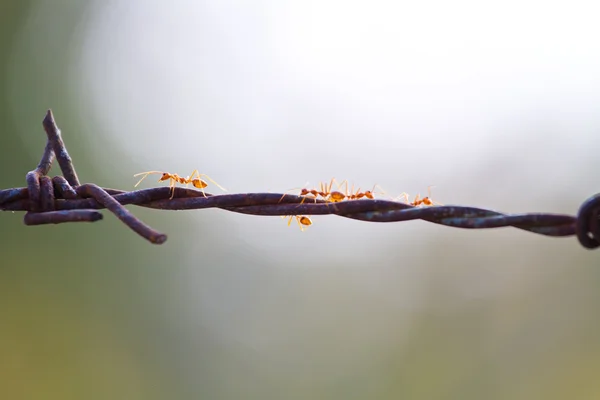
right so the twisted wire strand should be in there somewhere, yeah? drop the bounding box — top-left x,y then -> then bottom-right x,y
1,110 -> 598,248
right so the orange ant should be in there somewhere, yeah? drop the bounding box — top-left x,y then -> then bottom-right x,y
133,170 -> 226,199
280,178 -> 346,204
411,194 -> 436,206
339,181 -> 386,200
397,186 -> 441,206
281,215 -> 313,231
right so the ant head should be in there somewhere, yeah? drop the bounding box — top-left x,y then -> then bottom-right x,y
159,173 -> 171,182
369,184 -> 386,197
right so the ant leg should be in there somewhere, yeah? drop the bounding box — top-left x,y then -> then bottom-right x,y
278,191 -> 290,203
325,178 -> 335,195
426,185 -> 442,205
280,182 -> 309,203
333,178 -> 346,192
395,192 -> 410,203
133,171 -> 162,188
295,216 -> 305,232
169,179 -> 176,199
413,193 -> 421,206
373,184 -> 386,196
318,181 -> 327,201
186,169 -> 199,190
133,172 -> 152,188
188,170 -> 210,198
198,174 -> 226,192
198,183 -> 207,198
338,179 -> 351,199
279,188 -> 298,203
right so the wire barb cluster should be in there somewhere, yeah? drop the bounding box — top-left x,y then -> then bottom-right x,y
1,110 -> 599,249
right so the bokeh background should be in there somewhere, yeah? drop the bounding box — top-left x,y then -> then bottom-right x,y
1,1 -> 600,399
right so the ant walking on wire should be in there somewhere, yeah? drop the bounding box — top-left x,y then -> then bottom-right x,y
397,186 -> 441,206
338,181 -> 386,201
133,170 -> 226,199
280,178 -> 347,204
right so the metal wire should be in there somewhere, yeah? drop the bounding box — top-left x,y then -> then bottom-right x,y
1,110 -> 599,248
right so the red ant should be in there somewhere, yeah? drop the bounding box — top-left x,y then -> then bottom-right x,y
397,186 -> 440,206
134,170 -> 225,199
339,181 -> 386,200
280,178 -> 346,204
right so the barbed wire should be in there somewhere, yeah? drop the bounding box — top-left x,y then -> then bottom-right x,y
1,110 -> 598,249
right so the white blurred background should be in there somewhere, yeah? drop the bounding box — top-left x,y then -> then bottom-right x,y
1,0 -> 600,399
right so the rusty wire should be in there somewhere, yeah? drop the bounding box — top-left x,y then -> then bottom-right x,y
1,110 -> 599,249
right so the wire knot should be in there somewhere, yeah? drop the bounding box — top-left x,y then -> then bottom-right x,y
576,193 -> 600,249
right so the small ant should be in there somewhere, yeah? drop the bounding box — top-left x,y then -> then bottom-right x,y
281,215 -> 313,231
340,181 -> 386,200
133,170 -> 225,199
280,178 -> 346,204
397,186 -> 440,206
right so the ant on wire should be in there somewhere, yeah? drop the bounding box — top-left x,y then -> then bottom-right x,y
133,170 -> 226,199
396,186 -> 441,206
339,181 -> 386,201
280,178 -> 346,204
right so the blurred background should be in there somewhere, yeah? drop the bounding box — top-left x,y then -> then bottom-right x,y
1,1 -> 600,399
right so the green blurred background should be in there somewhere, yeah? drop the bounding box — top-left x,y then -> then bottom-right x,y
1,1 -> 600,399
